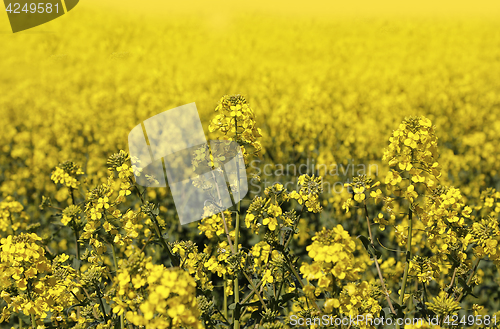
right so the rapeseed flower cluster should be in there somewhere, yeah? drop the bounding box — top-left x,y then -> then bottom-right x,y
50,161 -> 85,190
300,225 -> 361,283
0,197 -> 28,233
112,248 -> 201,329
209,95 -> 263,160
0,234 -> 77,327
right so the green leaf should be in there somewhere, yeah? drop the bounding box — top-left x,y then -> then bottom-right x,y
279,292 -> 296,305
233,302 -> 242,320
242,301 -> 262,307
72,258 -> 81,271
357,235 -> 381,259
358,235 -> 371,249
392,302 -> 405,318
250,310 -> 263,322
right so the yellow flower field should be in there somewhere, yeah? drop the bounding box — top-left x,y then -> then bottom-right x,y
1,1 -> 500,328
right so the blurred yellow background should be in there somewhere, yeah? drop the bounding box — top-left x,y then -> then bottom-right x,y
71,0 -> 500,17
1,0 -> 500,205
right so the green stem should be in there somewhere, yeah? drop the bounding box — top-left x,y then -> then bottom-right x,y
399,208 -> 413,308
282,253 -> 320,311
211,171 -> 234,253
363,201 -> 396,315
240,279 -> 264,304
73,224 -> 80,262
456,259 -> 481,303
96,287 -> 109,323
446,266 -> 458,299
233,141 -> 241,329
30,314 -> 36,328
242,271 -> 267,309
422,281 -> 428,308
73,222 -> 81,317
130,179 -> 145,203
111,243 -> 119,271
223,273 -> 228,319
73,226 -> 81,320
283,205 -> 305,250
70,187 -> 75,205
276,272 -> 285,302
27,282 -> 36,328
151,214 -> 180,267
130,179 -> 179,267
111,242 -> 125,328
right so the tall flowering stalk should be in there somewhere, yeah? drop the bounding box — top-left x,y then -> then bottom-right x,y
209,95 -> 262,329
382,116 -> 440,310
345,176 -> 396,315
340,115 -> 500,327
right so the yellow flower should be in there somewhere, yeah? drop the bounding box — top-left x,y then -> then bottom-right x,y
263,216 -> 278,231
262,269 -> 274,284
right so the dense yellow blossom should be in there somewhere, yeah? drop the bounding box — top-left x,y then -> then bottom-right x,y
1,3 -> 500,328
